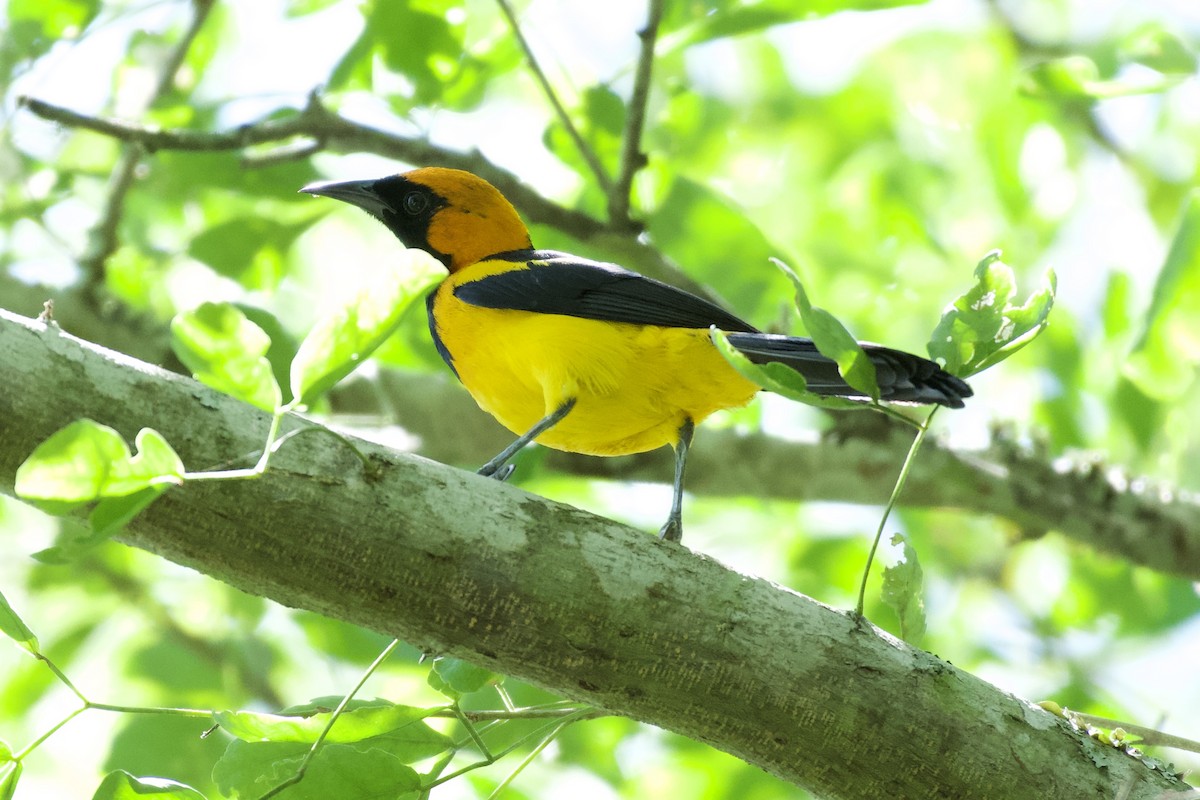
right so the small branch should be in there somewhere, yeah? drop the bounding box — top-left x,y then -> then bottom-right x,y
18,95 -> 721,299
360,369 -> 1200,581
610,0 -> 664,225
493,0 -> 613,194
78,0 -> 217,283
1068,712 -> 1200,755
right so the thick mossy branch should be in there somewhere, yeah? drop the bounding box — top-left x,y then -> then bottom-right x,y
359,370 -> 1200,581
0,309 -> 1189,800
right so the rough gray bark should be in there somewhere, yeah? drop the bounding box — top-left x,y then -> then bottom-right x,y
358,369 -> 1200,581
0,309 -> 1189,799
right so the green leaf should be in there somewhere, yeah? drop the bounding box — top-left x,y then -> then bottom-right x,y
1020,55 -> 1182,99
881,533 -> 926,644
90,487 -> 167,538
773,257 -> 880,401
215,701 -> 449,758
15,422 -> 183,506
927,251 -> 1055,377
213,740 -> 420,800
32,486 -> 168,564
0,590 -> 39,656
1125,192 -> 1200,401
285,0 -> 341,15
428,657 -> 501,698
290,249 -> 445,406
0,741 -> 11,762
188,217 -> 309,286
543,85 -> 626,188
662,0 -> 926,48
171,303 -> 282,412
0,761 -> 21,800
1120,25 -> 1197,75
646,176 -> 787,316
91,770 -> 207,800
8,0 -> 99,38
710,328 -> 865,411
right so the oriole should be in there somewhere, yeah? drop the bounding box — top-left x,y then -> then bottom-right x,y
303,168 -> 971,543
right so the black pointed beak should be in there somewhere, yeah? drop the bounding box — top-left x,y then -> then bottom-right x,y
300,178 -> 392,218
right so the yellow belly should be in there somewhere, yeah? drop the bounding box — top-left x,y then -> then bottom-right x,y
430,278 -> 759,456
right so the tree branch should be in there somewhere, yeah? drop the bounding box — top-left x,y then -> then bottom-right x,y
494,0 -> 614,194
609,0 -> 664,225
0,308 -> 1188,800
16,95 -> 719,299
354,370 -> 1200,581
79,0 -> 217,283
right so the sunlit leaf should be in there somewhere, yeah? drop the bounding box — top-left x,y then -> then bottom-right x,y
213,740 -> 420,800
0,761 -> 21,800
188,217 -> 309,286
1020,55 -> 1182,99
662,0 -> 926,49
927,251 -> 1055,377
881,533 -> 926,644
171,303 -> 282,412
1125,191 -> 1200,400
285,0 -> 341,16
428,657 -> 501,698
212,699 -> 443,799
215,701 -> 444,751
1120,24 -> 1197,74
15,422 -> 183,506
646,176 -> 787,316
711,328 -> 865,410
0,590 -> 39,656
773,257 -> 880,400
32,487 -> 168,564
8,0 -> 99,38
91,770 -> 206,800
290,248 -> 444,406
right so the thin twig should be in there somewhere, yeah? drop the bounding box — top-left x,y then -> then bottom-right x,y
19,95 -> 721,299
256,638 -> 402,800
493,0 -> 613,193
610,0 -> 664,225
78,0 -> 217,283
1068,712 -> 1200,755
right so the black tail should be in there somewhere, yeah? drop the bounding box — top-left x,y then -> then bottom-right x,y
725,332 -> 972,408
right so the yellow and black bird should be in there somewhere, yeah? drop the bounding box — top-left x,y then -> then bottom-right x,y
303,167 -> 971,543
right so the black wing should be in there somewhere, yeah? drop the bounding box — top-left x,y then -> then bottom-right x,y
453,250 -> 758,333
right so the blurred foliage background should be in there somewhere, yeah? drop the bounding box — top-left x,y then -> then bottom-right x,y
2,0 -> 1199,797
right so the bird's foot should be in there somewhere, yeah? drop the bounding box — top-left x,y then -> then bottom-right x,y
477,462 -> 516,482
657,517 -> 683,544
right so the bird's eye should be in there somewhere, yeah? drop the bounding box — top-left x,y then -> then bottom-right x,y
402,191 -> 430,215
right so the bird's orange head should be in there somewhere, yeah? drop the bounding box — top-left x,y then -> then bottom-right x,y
302,167 -> 533,272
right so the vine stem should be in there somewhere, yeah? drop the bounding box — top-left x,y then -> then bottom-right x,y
855,407 -> 939,617
255,637 -> 401,800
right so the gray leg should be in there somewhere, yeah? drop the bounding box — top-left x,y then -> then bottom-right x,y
658,418 -> 695,543
478,398 -> 577,480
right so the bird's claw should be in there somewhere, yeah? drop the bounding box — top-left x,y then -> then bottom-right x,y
478,463 -> 516,482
